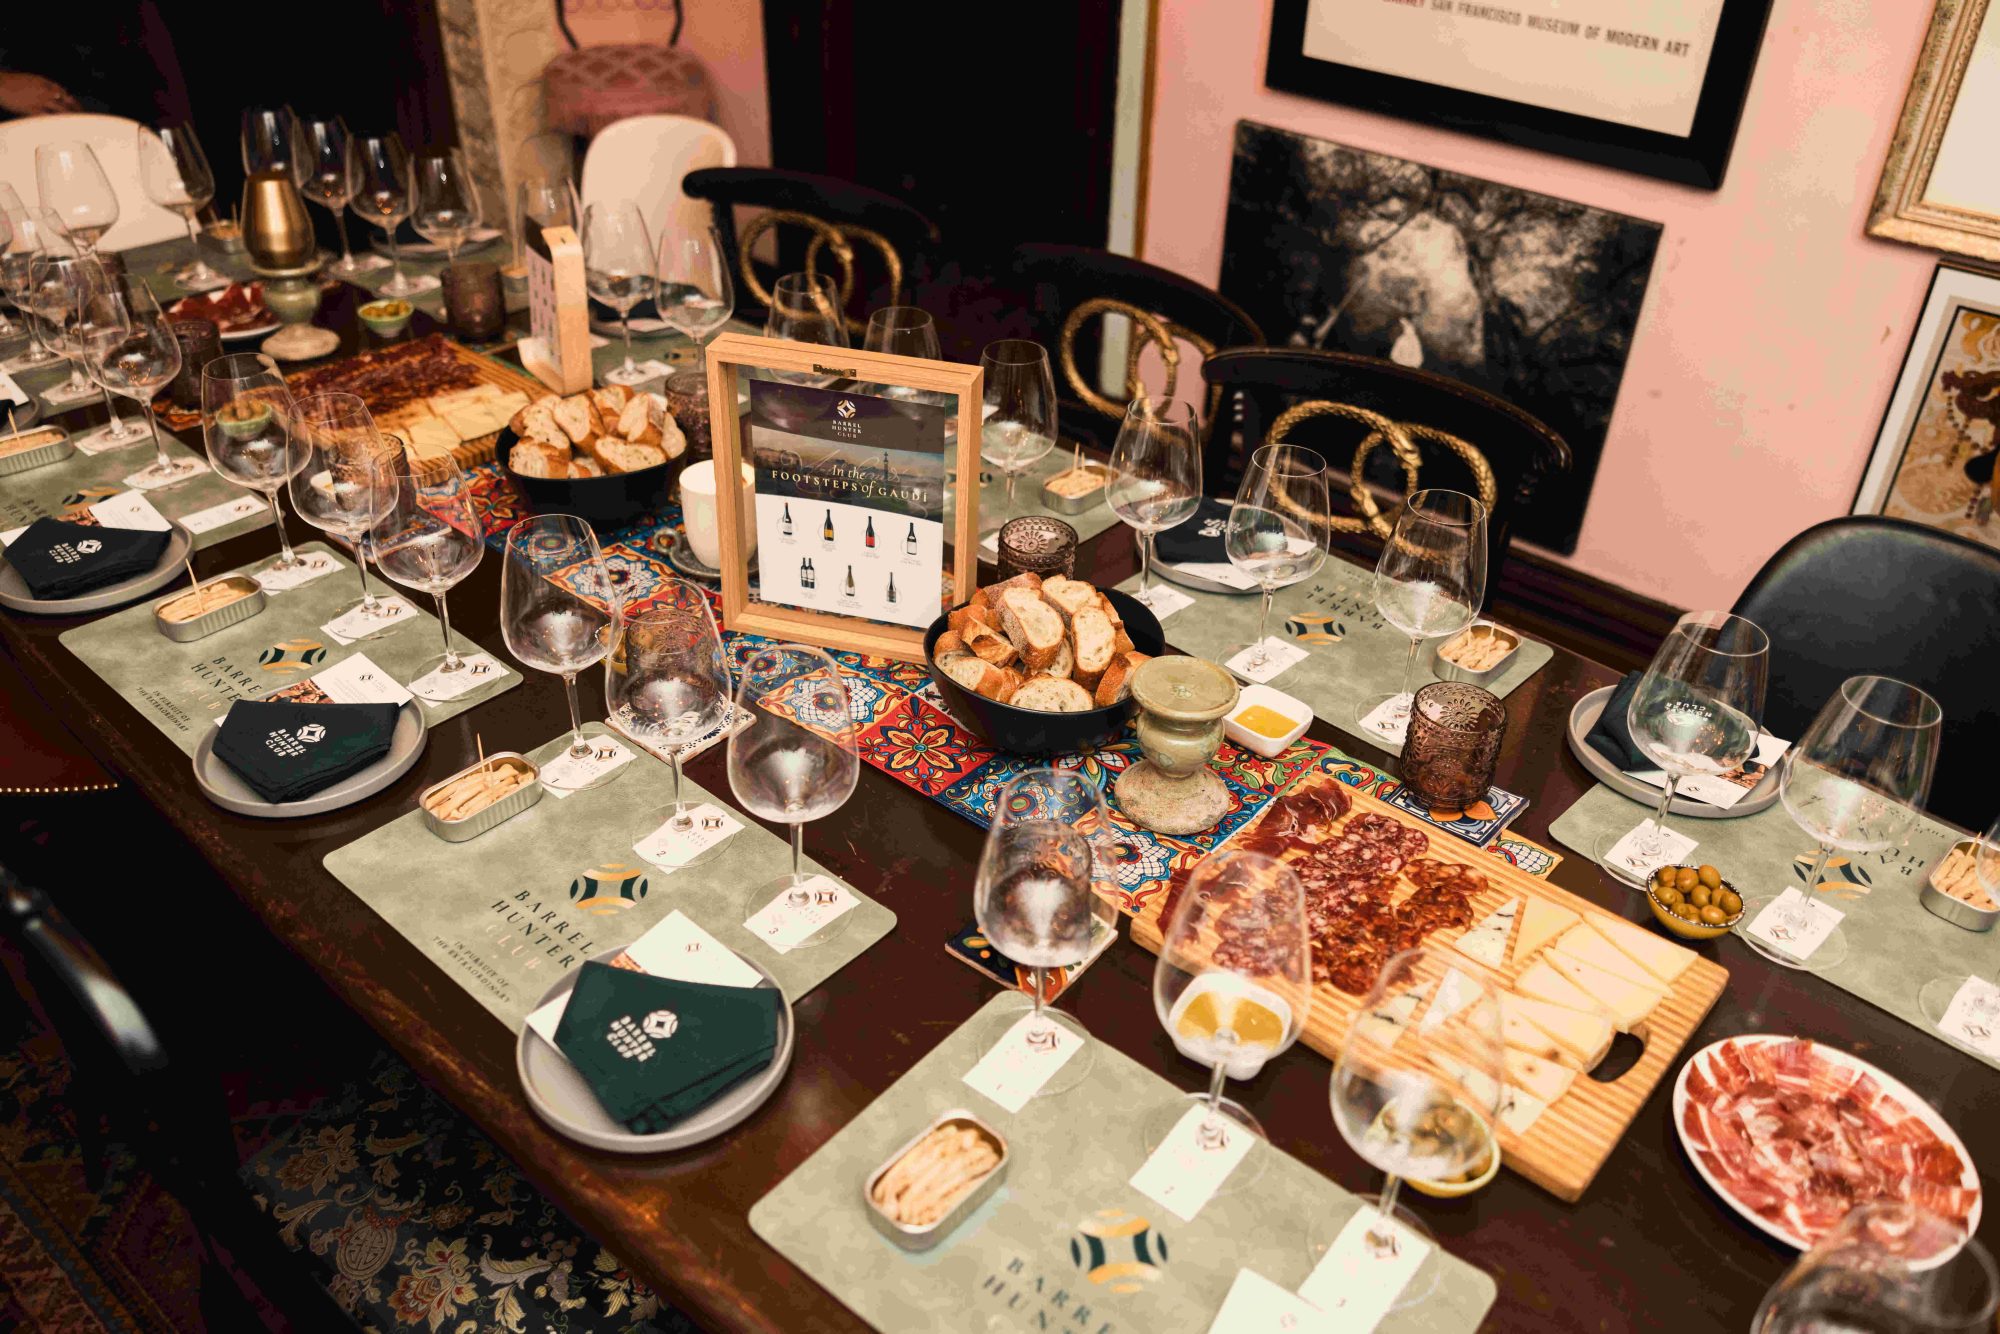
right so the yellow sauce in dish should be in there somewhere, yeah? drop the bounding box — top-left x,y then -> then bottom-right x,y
1234,703 -> 1297,738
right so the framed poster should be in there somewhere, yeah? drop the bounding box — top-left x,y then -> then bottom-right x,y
1264,0 -> 1774,188
1869,0 -> 2000,262
704,332 -> 980,661
1854,264 -> 2000,550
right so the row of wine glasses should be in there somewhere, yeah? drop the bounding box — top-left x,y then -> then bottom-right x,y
582,201 -> 735,384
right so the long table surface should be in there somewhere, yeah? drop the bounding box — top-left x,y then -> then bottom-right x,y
3,301 -> 1995,1333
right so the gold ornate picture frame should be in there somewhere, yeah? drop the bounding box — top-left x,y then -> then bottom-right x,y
1869,0 -> 2000,261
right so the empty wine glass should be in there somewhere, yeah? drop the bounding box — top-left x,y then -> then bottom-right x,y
349,132 -> 435,298
411,149 -> 481,265
973,781 -> 1099,1096
81,282 -> 194,489
1358,489 -> 1487,745
865,306 -> 940,359
607,587 -> 734,868
1225,443 -> 1329,674
288,393 -> 400,620
763,270 -> 847,350
35,142 -> 119,257
1919,809 -> 2000,1046
1741,675 -> 1943,973
202,352 -> 306,569
293,114 -> 383,278
0,187 -> 16,338
371,454 -> 490,702
515,177 -> 576,272
1324,946 -> 1503,1310
979,340 -> 1059,544
24,250 -> 108,405
1107,396 -> 1202,602
582,200 -> 656,386
1593,612 -> 1769,885
1149,850 -> 1311,1191
241,106 -> 295,176
1754,1202 -> 1997,1334
70,261 -> 152,450
2,205 -> 69,372
655,224 -> 733,366
726,643 -> 860,949
500,514 -> 623,791
137,125 -> 224,290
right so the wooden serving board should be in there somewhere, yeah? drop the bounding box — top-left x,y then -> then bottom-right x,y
1131,774 -> 1729,1202
285,337 -> 544,470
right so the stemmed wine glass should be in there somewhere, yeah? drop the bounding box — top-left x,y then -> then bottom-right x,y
371,454 -> 491,701
865,306 -> 940,359
24,251 -> 112,409
202,352 -> 306,570
606,586 -> 734,868
763,271 -> 847,349
1324,946 -> 1503,1310
978,340 -> 1058,544
1149,850 -> 1311,1190
515,177 -> 576,271
1753,1202 -> 1997,1334
411,149 -> 481,265
1107,396 -> 1202,603
349,133 -> 435,298
1592,612 -> 1769,885
80,281 -> 196,489
500,514 -> 623,791
0,188 -> 17,338
1919,810 -> 2000,1047
241,106 -> 294,176
35,142 -> 119,257
293,114 -> 384,278
581,200 -> 655,386
1,207 -> 70,372
288,393 -> 400,620
656,224 -> 733,368
71,260 -> 152,450
1225,443 -> 1329,674
136,125 -> 224,290
1358,489 -> 1487,745
726,643 -> 860,949
1741,675 -> 1942,973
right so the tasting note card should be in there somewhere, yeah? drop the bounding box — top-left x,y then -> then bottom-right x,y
749,994 -> 1494,1334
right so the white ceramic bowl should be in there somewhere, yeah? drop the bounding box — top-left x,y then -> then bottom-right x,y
1222,683 -> 1313,758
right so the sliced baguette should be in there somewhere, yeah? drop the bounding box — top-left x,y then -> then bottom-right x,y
591,385 -> 631,419
1046,637 -> 1074,680
997,587 -> 1065,671
508,440 -> 571,479
616,394 -> 658,443
1071,605 -> 1116,687
1008,676 -> 1096,713
936,649 -> 1007,700
1093,651 -> 1150,707
966,625 -> 1018,669
658,413 -> 688,459
1040,576 -> 1100,626
567,456 -> 605,479
934,630 -> 967,656
551,395 -> 594,445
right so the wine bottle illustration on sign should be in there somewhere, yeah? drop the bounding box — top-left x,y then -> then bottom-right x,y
886,572 -> 897,605
780,503 -> 793,537
904,523 -> 917,555
864,515 -> 876,549
799,556 -> 811,589
843,564 -> 856,599
821,509 -> 835,544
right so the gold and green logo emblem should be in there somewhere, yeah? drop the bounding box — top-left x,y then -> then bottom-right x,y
1285,613 -> 1345,645
258,638 -> 328,674
1068,1209 -> 1168,1293
569,862 -> 650,916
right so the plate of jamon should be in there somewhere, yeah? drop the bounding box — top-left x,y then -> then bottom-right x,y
167,282 -> 278,340
1673,1035 -> 1981,1250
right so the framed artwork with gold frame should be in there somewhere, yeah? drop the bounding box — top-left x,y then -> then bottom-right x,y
1869,0 -> 2000,262
1854,263 -> 2000,550
703,332 -> 981,661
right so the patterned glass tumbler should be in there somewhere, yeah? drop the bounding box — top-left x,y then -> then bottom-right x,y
996,516 -> 1078,582
1401,681 -> 1506,810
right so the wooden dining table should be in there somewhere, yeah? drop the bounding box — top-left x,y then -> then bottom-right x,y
1,296 -> 1993,1334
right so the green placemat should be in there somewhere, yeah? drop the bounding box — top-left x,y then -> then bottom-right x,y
58,542 -> 517,753
1121,557 -> 1553,755
1548,784 -> 1989,1069
956,449 -> 1124,550
750,994 -> 1494,1333
0,429 -> 268,551
325,734 -> 896,1031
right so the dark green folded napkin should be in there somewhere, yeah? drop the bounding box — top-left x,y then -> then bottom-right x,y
212,700 -> 401,803
553,962 -> 781,1133
1584,670 -> 1652,772
1153,496 -> 1232,567
6,518 -> 170,600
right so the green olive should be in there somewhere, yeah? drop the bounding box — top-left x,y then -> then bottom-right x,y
1718,890 -> 1743,916
1698,865 -> 1722,891
1675,867 -> 1699,891
1657,887 -> 1682,909
1699,905 -> 1726,925
1654,866 -> 1677,888
1690,886 -> 1712,909
1675,903 -> 1699,922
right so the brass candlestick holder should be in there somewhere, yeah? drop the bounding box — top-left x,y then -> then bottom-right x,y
241,171 -> 314,271
1115,655 -> 1240,835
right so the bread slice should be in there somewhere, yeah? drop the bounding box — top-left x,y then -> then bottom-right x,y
508,440 -> 570,479
1071,605 -> 1116,688
934,630 -> 967,657
1093,651 -> 1150,708
589,438 -> 667,474
997,586 -> 1065,671
657,413 -> 688,459
551,395 -> 594,445
512,394 -> 561,439
1095,593 -> 1124,629
987,571 -> 1044,600
567,456 -> 605,478
591,385 -> 630,419
948,604 -> 1000,639
1040,576 -> 1099,626
1046,637 -> 1073,680
617,394 -> 664,446
1009,676 -> 1095,713
966,625 -> 1018,669
936,650 -> 1020,703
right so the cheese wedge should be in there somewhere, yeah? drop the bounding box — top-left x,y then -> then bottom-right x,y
1421,968 -> 1481,1034
1545,947 -> 1665,1032
1453,898 -> 1519,968
1354,982 -> 1429,1051
1497,1082 -> 1549,1135
1515,958 -> 1611,1019
1430,1054 -> 1547,1136
402,416 -> 463,454
1501,992 -> 1614,1069
1555,925 -> 1661,987
1514,898 -> 1579,960
1500,1007 -> 1562,1061
1591,913 -> 1695,987
1504,1047 -> 1576,1104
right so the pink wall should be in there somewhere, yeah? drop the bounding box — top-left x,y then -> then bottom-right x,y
558,0 -> 771,167
1141,0 -> 1940,609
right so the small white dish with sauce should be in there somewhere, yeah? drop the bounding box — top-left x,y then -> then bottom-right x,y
1223,683 -> 1313,758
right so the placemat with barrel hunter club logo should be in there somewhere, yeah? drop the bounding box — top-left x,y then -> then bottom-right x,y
0,431 -> 270,551
750,993 -> 1496,1333
1116,556 -> 1553,756
1550,785 -> 1993,1071
324,735 -> 896,1031
58,542 -> 519,754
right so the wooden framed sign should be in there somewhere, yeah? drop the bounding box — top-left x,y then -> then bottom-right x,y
704,332 -> 980,661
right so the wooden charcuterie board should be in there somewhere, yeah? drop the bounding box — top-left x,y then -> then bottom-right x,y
286,335 -> 543,469
1131,773 -> 1728,1202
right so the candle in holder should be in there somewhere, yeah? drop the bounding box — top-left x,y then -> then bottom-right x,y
1401,681 -> 1507,810
996,515 -> 1078,582
663,368 -> 712,461
168,319 -> 222,410
443,261 -> 505,342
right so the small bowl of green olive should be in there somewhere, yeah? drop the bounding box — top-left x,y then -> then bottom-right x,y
1647,863 -> 1743,940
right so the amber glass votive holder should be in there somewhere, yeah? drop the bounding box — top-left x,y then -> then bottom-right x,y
442,261 -> 504,342
1401,681 -> 1506,809
996,516 -> 1079,581
168,319 -> 222,410
664,368 -> 711,461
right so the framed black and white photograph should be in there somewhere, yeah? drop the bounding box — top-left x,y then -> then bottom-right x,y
1265,0 -> 1774,188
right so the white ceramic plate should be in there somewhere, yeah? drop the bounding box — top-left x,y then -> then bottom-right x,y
218,320 -> 283,342
1672,1034 -> 1982,1251
0,524 -> 192,615
1568,686 -> 1781,819
191,699 -> 427,817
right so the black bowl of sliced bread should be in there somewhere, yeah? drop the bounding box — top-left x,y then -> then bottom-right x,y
494,384 -> 689,531
923,573 -> 1164,756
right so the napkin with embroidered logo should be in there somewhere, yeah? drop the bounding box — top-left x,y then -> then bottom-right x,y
211,700 -> 399,802
6,517 -> 169,599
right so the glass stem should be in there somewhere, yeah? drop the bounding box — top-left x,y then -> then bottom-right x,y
183,213 -> 204,269
353,540 -> 378,608
1644,775 -> 1679,851
334,208 -> 354,264
670,750 -> 691,828
266,490 -> 295,563
1004,470 -> 1019,506
434,590 -> 461,668
1138,531 -> 1154,595
102,387 -> 127,433
1203,1059 -> 1229,1115
1372,1175 -> 1405,1247
1257,585 -> 1274,648
790,820 -> 805,886
562,672 -> 588,755
620,312 -> 634,372
1030,966 -> 1047,1021
1399,636 -> 1421,698
143,403 -> 170,469
391,232 -> 405,288
1801,842 -> 1834,911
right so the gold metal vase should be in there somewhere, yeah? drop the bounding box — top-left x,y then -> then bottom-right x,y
240,171 -> 313,270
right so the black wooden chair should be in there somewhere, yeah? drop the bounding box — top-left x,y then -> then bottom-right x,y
1011,243 -> 1263,449
1200,347 -> 1573,585
681,166 -> 943,335
1730,516 -> 2000,831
